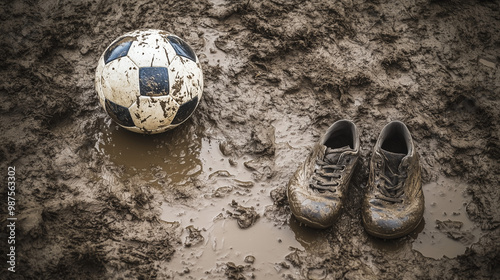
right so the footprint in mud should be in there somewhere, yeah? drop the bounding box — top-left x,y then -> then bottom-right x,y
435,220 -> 475,246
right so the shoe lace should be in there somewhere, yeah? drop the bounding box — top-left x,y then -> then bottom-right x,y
375,153 -> 407,203
310,158 -> 346,193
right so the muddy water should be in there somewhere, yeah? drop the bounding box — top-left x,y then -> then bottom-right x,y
96,119 -> 305,278
161,203 -> 302,278
412,177 -> 483,259
365,176 -> 483,259
159,138 -> 303,278
95,117 -> 484,275
95,118 -> 203,186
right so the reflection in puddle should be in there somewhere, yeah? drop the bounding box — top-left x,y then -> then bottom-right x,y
95,119 -> 202,186
288,216 -> 329,253
412,176 -> 482,259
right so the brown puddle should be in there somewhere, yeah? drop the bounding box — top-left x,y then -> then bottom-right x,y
365,176 -> 482,259
159,139 -> 303,278
412,176 -> 483,259
288,216 -> 330,253
96,119 -> 305,278
95,119 -> 203,186
161,203 -> 302,278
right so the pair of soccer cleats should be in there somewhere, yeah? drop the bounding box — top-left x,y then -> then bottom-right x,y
287,120 -> 424,239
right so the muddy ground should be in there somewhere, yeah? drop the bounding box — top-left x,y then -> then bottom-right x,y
1,0 -> 499,279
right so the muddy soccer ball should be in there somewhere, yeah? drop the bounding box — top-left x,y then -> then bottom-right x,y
95,29 -> 203,134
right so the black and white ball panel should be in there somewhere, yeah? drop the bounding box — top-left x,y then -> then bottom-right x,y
185,58 -> 204,100
129,95 -> 179,132
104,36 -> 134,65
171,96 -> 199,125
126,31 -> 177,67
94,61 -> 106,109
168,56 -> 203,104
104,99 -> 135,127
100,56 -> 139,108
167,35 -> 197,63
139,67 -> 170,96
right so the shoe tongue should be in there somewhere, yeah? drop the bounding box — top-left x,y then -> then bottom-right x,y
324,146 -> 352,164
381,149 -> 406,172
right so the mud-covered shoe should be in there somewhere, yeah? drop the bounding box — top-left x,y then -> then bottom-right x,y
362,121 -> 424,239
287,120 -> 360,229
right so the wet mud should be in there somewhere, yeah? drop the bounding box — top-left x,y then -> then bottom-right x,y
1,0 -> 499,279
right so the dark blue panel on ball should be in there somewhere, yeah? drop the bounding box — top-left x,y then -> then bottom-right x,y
167,35 -> 196,62
104,37 -> 134,64
171,96 -> 199,125
139,67 -> 170,96
105,99 -> 135,127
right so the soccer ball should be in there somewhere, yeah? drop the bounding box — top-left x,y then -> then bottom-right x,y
95,29 -> 203,134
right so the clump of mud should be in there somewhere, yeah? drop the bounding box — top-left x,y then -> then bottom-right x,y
228,200 -> 260,229
1,0 -> 499,279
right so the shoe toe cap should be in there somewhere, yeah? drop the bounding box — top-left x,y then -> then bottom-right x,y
362,200 -> 423,239
288,189 -> 342,229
